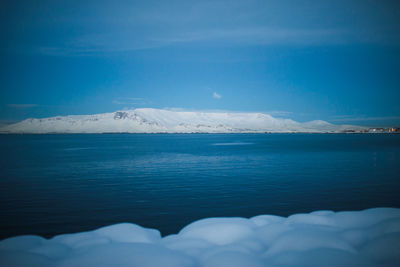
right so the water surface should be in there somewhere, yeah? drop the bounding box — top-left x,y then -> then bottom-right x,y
0,133 -> 399,239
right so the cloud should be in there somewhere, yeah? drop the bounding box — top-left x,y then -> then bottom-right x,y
112,97 -> 147,105
163,107 -> 241,113
267,110 -> 292,117
163,107 -> 187,112
8,1 -> 399,57
37,36 -> 165,56
7,104 -> 38,108
213,92 -> 222,99
37,27 -> 351,56
330,115 -> 400,122
154,27 -> 351,46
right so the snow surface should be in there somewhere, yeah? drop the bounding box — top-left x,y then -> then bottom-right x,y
1,208 -> 399,266
0,108 -> 362,133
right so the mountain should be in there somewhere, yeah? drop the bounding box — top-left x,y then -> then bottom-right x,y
0,108 -> 362,133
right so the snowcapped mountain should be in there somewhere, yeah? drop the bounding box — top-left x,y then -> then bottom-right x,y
0,108 -> 362,133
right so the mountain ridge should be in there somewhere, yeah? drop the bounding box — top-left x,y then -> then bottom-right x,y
0,108 -> 362,134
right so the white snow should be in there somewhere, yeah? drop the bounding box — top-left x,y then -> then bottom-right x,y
1,208 -> 399,266
0,108 -> 362,133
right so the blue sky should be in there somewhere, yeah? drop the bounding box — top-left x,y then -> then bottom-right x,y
1,0 -> 400,126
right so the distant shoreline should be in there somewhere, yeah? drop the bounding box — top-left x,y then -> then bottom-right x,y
1,132 -> 399,135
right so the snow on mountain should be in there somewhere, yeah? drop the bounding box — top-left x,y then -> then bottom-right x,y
0,108 -> 361,134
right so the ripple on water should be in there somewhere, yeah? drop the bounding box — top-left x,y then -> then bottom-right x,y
212,142 -> 254,146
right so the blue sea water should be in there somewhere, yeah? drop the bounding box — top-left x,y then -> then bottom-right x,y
0,133 -> 399,239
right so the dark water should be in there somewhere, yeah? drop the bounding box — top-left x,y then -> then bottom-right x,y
0,134 -> 399,239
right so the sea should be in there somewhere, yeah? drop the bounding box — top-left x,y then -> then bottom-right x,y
0,133 -> 399,239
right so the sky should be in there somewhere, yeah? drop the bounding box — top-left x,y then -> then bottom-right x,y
1,0 -> 400,126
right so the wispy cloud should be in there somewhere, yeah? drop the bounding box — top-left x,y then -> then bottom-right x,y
112,97 -> 147,105
330,115 -> 400,122
154,27 -> 350,46
163,107 -> 254,113
213,92 -> 222,99
37,27 -> 350,56
7,0 -> 399,57
37,35 -> 166,56
7,104 -> 38,108
266,110 -> 293,117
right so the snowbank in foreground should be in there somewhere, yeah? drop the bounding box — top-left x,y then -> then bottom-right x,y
1,208 -> 399,267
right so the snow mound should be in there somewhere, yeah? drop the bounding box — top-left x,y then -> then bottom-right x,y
1,208 -> 399,266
